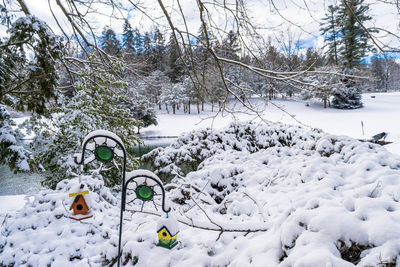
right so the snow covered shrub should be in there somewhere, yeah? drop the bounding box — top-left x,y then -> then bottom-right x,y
142,121 -> 323,181
331,68 -> 363,109
300,65 -> 341,108
26,57 -> 140,189
0,105 -> 31,172
0,175 -> 121,266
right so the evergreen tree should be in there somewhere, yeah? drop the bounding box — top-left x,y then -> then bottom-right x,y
320,5 -> 341,65
167,32 -> 183,83
219,30 -> 240,60
339,0 -> 374,68
122,20 -> 135,54
100,26 -> 121,56
331,67 -> 363,109
153,27 -> 166,71
28,56 -> 140,189
0,15 -> 63,114
370,56 -> 388,91
128,92 -> 157,134
303,48 -> 324,71
0,14 -> 63,173
133,28 -> 143,54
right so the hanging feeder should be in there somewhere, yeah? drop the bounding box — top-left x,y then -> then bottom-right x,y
68,183 -> 93,221
157,213 -> 179,249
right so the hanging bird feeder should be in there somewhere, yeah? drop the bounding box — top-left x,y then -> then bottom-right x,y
157,214 -> 179,249
68,183 -> 93,221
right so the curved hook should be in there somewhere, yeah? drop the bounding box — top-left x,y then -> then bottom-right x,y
124,172 -> 171,213
74,130 -> 126,166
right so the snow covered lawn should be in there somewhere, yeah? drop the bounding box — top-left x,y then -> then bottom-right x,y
1,122 -> 400,266
143,92 -> 400,155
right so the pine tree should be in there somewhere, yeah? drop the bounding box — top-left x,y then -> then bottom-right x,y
219,30 -> 240,60
153,27 -> 166,71
0,15 -> 63,173
28,56 -> 140,189
331,67 -> 363,109
167,32 -> 183,83
320,5 -> 341,65
100,26 -> 121,56
303,48 -> 324,71
339,0 -> 374,68
128,92 -> 157,134
133,28 -> 143,54
0,15 -> 63,114
122,20 -> 135,54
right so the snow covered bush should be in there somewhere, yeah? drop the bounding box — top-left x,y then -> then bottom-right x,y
142,121 -> 323,181
2,122 -> 400,266
0,105 -> 31,172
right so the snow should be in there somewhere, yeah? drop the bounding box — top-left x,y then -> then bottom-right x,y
157,214 -> 179,235
2,92 -> 400,266
2,122 -> 400,266
142,92 -> 400,155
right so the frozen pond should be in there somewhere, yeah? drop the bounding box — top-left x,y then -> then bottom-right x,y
0,165 -> 44,196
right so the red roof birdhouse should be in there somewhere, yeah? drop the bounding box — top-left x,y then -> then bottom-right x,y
69,183 -> 93,221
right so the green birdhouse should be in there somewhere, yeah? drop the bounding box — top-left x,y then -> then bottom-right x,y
157,214 -> 179,249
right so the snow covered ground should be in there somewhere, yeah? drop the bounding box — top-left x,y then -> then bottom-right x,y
1,92 -> 400,266
1,121 -> 400,266
143,92 -> 400,155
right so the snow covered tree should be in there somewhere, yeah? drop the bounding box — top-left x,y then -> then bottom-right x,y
160,81 -> 186,114
152,27 -> 166,71
167,32 -> 183,83
339,0 -> 375,68
100,26 -> 121,56
0,12 -> 63,173
128,92 -> 158,134
320,5 -> 341,65
218,30 -> 240,60
370,55 -> 388,91
122,20 -> 135,54
0,15 -> 63,114
28,56 -> 140,189
331,67 -> 363,109
301,66 -> 341,108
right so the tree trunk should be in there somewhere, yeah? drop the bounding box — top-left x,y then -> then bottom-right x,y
188,101 -> 191,114
165,104 -> 169,114
202,102 -> 204,111
197,103 -> 200,114
211,101 -> 214,112
173,104 -> 176,114
323,98 -> 327,108
159,103 -> 161,110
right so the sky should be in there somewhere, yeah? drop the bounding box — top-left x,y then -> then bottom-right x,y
5,0 -> 400,56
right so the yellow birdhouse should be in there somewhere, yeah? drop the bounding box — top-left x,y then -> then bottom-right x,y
157,214 -> 179,249
68,183 -> 93,221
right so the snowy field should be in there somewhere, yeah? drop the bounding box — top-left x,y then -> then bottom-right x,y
143,92 -> 400,155
1,92 -> 400,266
